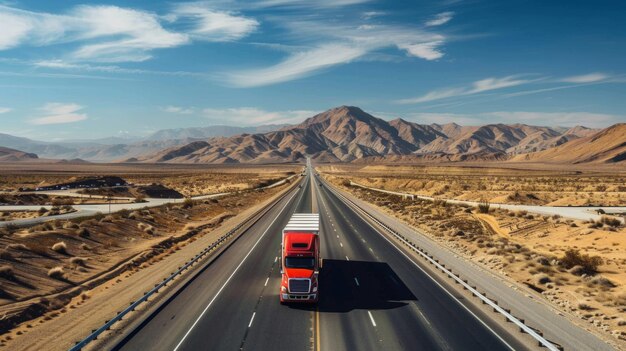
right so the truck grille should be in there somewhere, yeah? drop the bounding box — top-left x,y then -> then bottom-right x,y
288,279 -> 310,293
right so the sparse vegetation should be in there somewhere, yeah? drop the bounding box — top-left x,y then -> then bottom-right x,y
47,266 -> 65,280
477,201 -> 490,214
561,250 -> 603,276
51,241 -> 68,255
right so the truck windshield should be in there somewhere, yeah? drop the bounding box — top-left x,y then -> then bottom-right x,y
285,257 -> 315,269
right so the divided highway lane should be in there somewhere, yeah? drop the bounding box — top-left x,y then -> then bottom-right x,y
312,175 -> 526,351
116,175 -> 313,351
116,167 -> 525,351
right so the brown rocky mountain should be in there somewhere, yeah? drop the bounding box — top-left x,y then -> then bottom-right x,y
510,123 -> 626,164
135,106 -> 619,164
0,147 -> 38,162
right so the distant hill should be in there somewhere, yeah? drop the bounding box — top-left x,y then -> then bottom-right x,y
145,125 -> 289,141
135,106 -> 612,164
0,146 -> 38,162
510,123 -> 626,164
0,124 -> 288,162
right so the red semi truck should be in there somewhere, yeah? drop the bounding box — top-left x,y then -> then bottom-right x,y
280,213 -> 320,304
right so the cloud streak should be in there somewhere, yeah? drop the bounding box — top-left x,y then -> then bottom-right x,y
403,111 -> 623,128
202,107 -> 316,125
162,105 -> 195,114
0,107 -> 12,114
561,72 -> 609,83
425,12 -> 454,27
31,103 -> 87,125
397,75 -> 534,104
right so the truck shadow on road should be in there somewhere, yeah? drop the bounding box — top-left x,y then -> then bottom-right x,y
291,259 -> 416,313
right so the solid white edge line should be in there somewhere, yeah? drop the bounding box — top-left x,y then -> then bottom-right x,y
248,312 -> 256,328
326,184 -> 517,351
354,277 -> 360,286
367,311 -> 377,327
172,187 -> 300,351
264,277 -> 269,286
345,256 -> 349,261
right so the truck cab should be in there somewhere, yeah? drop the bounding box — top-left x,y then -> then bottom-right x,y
280,213 -> 320,304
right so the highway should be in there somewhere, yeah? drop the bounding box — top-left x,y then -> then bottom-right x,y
113,164 -> 528,351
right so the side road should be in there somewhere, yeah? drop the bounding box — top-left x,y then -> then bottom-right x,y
349,181 -> 626,223
0,175 -> 299,228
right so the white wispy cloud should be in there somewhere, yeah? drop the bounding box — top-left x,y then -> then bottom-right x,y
31,102 -> 87,125
397,75 -> 535,104
487,111 -> 622,128
202,107 -> 316,125
425,12 -> 454,27
0,107 -> 12,114
398,41 -> 444,60
226,44 -> 367,87
403,111 -> 623,128
33,60 -> 209,78
362,11 -> 385,20
561,72 -> 609,83
226,20 -> 446,87
0,4 -> 257,63
162,105 -> 195,114
173,4 -> 258,42
255,0 -> 371,8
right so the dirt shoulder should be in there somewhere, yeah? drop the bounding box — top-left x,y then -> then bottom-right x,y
0,182 -> 292,351
322,172 -> 626,347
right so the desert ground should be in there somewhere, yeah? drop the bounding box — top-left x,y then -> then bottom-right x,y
320,163 -> 626,344
0,163 -> 300,349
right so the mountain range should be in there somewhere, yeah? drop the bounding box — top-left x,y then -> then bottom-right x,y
133,106 -> 623,164
1,106 -> 623,164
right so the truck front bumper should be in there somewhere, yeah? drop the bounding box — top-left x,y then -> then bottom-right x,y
281,293 -> 318,303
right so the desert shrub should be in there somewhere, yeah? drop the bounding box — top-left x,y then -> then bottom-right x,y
7,243 -> 28,251
0,265 -> 15,279
101,215 -> 115,223
63,221 -> 79,229
38,207 -> 48,215
70,257 -> 87,267
182,197 -> 194,209
433,199 -> 447,207
341,179 -> 351,187
477,201 -> 490,214
51,241 -> 68,254
600,216 -> 622,228
0,249 -> 13,260
560,249 -> 603,275
77,227 -> 90,238
47,266 -> 65,280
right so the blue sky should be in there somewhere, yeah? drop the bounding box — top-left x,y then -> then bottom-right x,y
0,0 -> 625,140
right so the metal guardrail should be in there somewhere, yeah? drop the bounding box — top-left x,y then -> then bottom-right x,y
323,178 -> 562,351
69,179 -> 302,351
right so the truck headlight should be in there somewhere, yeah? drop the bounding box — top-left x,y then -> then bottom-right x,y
312,286 -> 318,292
281,286 -> 287,293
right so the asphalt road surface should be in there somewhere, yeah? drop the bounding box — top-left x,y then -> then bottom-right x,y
113,167 -> 533,351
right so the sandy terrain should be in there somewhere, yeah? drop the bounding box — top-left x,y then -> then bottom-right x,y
319,164 -> 626,206
0,163 -> 299,197
322,171 -> 626,346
